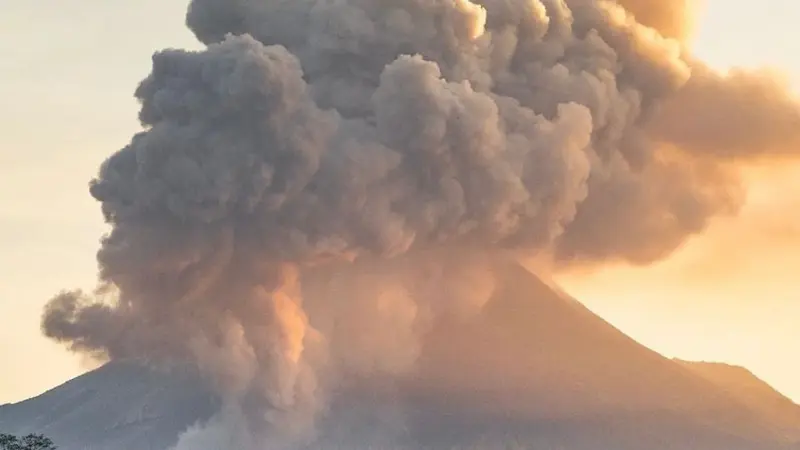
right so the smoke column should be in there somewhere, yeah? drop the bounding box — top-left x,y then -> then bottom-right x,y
41,0 -> 800,447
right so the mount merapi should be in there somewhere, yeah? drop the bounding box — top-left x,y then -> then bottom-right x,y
13,0 -> 800,447
3,262 -> 800,450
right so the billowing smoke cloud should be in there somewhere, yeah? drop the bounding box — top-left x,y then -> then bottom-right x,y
41,0 -> 800,447
611,0 -> 698,41
652,61 -> 800,159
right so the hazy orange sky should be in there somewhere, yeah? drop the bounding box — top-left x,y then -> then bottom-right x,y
1,0 -> 799,404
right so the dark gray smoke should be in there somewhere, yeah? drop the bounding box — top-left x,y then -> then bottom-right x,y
42,0 -> 800,447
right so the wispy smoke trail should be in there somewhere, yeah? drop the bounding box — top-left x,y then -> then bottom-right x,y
41,0 -> 800,447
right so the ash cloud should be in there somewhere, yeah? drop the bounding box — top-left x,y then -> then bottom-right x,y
41,0 -> 800,447
611,0 -> 698,41
652,61 -> 800,159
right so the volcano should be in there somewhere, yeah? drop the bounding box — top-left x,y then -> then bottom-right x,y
3,262 -> 799,450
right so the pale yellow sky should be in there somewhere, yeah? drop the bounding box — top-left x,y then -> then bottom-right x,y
0,0 -> 798,404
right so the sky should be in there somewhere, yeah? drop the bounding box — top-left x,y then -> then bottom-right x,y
0,0 -> 798,404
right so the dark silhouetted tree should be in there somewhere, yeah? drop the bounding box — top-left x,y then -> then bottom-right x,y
0,433 -> 57,450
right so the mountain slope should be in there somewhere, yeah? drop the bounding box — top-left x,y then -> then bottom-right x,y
399,261 -> 800,448
678,360 -> 800,441
0,362 -> 217,450
2,262 -> 799,449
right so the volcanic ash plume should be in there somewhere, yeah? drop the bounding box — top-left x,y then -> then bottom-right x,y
42,0 -> 800,447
